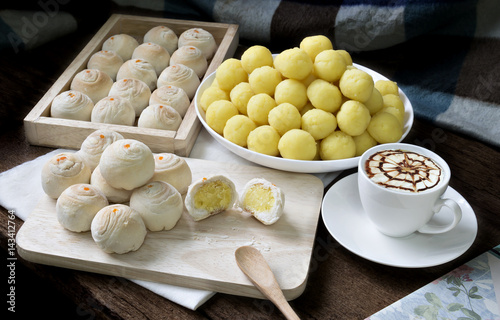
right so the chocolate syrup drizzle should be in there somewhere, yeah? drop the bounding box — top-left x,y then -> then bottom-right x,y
365,149 -> 442,192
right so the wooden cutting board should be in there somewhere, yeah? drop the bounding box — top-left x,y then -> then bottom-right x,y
16,158 -> 324,300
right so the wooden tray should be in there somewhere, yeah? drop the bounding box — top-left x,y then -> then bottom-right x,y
16,158 -> 324,300
24,14 -> 239,156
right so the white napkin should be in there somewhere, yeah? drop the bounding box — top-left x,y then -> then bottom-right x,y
0,129 -> 340,310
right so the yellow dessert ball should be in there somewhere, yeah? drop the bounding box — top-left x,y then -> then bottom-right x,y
274,79 -> 308,111
336,100 -> 371,136
223,115 -> 257,147
299,35 -> 333,61
273,47 -> 313,80
200,86 -> 229,111
339,68 -> 374,102
378,107 -> 404,126
301,108 -> 337,140
313,49 -> 347,83
375,80 -> 399,96
205,100 -> 239,135
353,130 -> 378,156
241,45 -> 274,74
363,88 -> 384,115
307,79 -> 343,113
246,93 -> 277,126
215,58 -> 248,91
268,103 -> 302,136
247,125 -> 281,156
336,49 -> 353,65
278,129 -> 317,160
367,112 -> 403,143
320,131 -> 356,160
230,82 -> 254,115
248,66 -> 282,96
382,94 -> 405,114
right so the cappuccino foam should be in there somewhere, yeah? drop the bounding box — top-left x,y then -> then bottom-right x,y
365,149 -> 442,192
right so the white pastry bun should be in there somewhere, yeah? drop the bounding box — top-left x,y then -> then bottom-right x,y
170,45 -> 207,78
50,90 -> 94,121
116,58 -> 157,91
91,204 -> 147,254
132,42 -> 170,76
99,139 -> 155,191
77,129 -> 124,171
184,175 -> 238,221
70,69 -> 113,104
87,50 -> 124,81
239,178 -> 285,225
90,96 -> 136,126
137,104 -> 182,131
102,34 -> 139,61
56,183 -> 108,232
109,78 -> 152,116
150,85 -> 190,118
151,153 -> 192,194
41,152 -> 91,199
143,25 -> 178,55
178,28 -> 217,60
90,165 -> 133,204
157,64 -> 200,99
130,181 -> 183,231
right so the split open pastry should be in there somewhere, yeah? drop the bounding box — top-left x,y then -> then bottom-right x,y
41,152 -> 91,199
184,175 -> 238,221
150,85 -> 190,118
150,153 -> 192,194
99,139 -> 155,191
143,25 -> 178,55
130,181 -> 183,231
90,165 -> 133,204
70,69 -> 113,104
56,183 -> 108,232
108,78 -> 152,116
137,104 -> 182,131
90,96 -> 136,126
170,45 -> 207,78
239,178 -> 285,225
91,204 -> 147,254
102,34 -> 139,61
50,90 -> 94,121
178,28 -> 217,60
132,42 -> 170,76
157,64 -> 200,99
116,58 -> 158,91
87,50 -> 124,81
77,129 -> 124,171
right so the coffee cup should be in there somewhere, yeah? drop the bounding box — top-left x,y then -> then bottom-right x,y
358,143 -> 462,237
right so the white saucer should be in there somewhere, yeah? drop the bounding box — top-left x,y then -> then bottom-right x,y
321,173 -> 477,268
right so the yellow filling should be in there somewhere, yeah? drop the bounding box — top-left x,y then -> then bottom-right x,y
244,184 -> 275,213
194,181 -> 232,213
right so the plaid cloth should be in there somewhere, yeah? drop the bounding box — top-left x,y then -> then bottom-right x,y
1,0 -> 499,148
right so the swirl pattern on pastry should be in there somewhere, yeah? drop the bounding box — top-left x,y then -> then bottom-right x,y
137,104 -> 182,131
91,204 -> 147,254
91,96 -> 136,126
150,85 -> 190,118
170,46 -> 207,78
132,42 -> 170,76
50,90 -> 94,121
41,152 -> 91,199
77,129 -> 124,171
99,139 -> 155,190
157,64 -> 200,99
178,28 -> 217,60
151,153 -> 192,194
102,34 -> 139,61
87,50 -> 124,81
143,25 -> 178,55
108,78 -> 152,116
90,165 -> 133,204
130,181 -> 183,231
56,183 -> 108,232
70,69 -> 113,104
116,58 -> 157,91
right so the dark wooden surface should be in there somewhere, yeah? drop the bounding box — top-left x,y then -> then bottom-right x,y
1,16 -> 499,320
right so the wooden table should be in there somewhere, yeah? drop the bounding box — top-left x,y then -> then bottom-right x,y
1,16 -> 499,320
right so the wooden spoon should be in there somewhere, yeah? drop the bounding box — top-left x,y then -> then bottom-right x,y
235,246 -> 300,320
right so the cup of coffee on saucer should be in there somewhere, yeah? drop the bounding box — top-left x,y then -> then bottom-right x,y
357,143 -> 462,238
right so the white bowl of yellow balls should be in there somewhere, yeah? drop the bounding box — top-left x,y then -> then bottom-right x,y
194,35 -> 413,173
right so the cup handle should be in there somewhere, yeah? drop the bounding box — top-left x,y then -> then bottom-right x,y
417,198 -> 462,234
